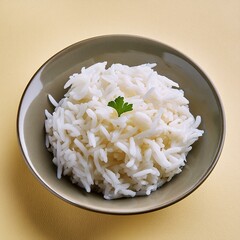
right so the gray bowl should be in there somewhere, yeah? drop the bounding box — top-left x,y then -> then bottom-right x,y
17,35 -> 225,214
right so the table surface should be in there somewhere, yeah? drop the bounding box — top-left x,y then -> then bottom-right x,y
1,1 -> 239,239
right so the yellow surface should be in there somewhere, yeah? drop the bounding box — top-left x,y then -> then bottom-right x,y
0,0 -> 239,239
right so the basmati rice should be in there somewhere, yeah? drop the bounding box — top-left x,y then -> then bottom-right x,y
45,62 -> 204,199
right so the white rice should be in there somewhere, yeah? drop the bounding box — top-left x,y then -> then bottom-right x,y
45,62 -> 204,199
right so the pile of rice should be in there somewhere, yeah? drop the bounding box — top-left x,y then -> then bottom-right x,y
45,62 -> 203,199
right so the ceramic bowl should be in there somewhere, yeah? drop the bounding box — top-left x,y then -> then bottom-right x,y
17,35 -> 225,214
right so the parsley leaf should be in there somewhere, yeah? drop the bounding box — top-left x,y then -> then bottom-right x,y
108,96 -> 133,117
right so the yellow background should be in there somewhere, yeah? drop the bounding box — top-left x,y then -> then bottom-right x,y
0,0 -> 239,239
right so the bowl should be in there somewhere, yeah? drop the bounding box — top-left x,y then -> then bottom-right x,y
17,35 -> 225,214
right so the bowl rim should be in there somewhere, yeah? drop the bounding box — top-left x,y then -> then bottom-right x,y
16,34 -> 226,215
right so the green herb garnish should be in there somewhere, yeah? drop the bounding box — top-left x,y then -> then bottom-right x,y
108,96 -> 133,117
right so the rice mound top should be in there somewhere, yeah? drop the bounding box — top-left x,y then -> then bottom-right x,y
45,62 -> 204,199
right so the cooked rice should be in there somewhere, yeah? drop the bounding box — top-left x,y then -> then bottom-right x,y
45,62 -> 204,199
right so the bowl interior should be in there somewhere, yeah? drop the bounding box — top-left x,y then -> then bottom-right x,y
17,35 -> 225,214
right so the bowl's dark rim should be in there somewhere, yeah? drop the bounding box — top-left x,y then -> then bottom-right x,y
16,34 -> 226,215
